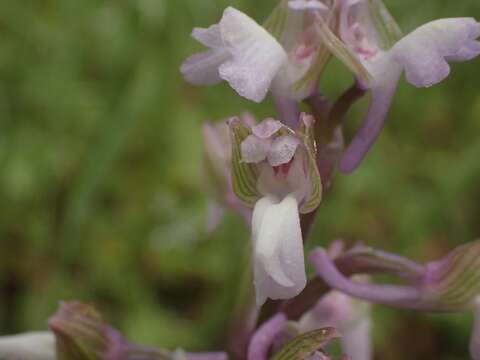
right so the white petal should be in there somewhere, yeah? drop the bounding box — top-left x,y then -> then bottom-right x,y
241,135 -> 271,163
0,332 -> 56,360
252,195 -> 306,306
180,49 -> 230,86
219,7 -> 288,102
392,18 -> 480,88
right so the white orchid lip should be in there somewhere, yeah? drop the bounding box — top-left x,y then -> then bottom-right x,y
252,194 -> 306,306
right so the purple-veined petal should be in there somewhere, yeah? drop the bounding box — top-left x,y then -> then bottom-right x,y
392,18 -> 480,88
219,7 -> 288,102
252,118 -> 284,139
241,135 -> 271,163
248,313 -> 287,360
253,194 -> 306,306
339,54 -> 402,173
267,135 -> 301,167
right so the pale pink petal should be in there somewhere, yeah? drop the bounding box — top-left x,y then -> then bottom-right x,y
181,49 -> 229,85
192,25 -> 223,48
247,313 -> 287,360
181,25 -> 231,85
267,135 -> 301,167
241,135 -> 271,164
219,7 -> 288,102
252,118 -> 283,139
392,18 -> 480,88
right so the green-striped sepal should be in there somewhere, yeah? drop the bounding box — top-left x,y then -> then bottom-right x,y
422,239 -> 480,311
272,327 -> 340,360
228,117 -> 262,207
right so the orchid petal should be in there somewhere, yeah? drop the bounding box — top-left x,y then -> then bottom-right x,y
248,313 -> 287,360
253,195 -> 306,306
252,118 -> 284,139
181,50 -> 229,86
0,332 -> 55,360
310,248 -> 421,308
181,26 -> 229,85
267,135 -> 301,167
192,25 -> 223,48
339,55 -> 402,173
392,18 -> 480,88
219,7 -> 288,102
241,135 -> 271,163
288,0 -> 329,12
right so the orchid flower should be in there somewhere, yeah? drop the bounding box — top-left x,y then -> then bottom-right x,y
310,239 -> 480,359
297,0 -> 480,172
181,3 -> 333,112
229,113 -> 322,306
299,290 -> 371,360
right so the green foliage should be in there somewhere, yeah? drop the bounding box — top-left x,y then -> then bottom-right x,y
0,0 -> 479,359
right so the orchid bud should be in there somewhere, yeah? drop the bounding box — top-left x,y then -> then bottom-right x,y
49,301 -> 109,360
229,114 -> 322,305
48,301 -> 227,360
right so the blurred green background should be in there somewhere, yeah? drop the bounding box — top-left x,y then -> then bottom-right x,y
0,0 -> 479,359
